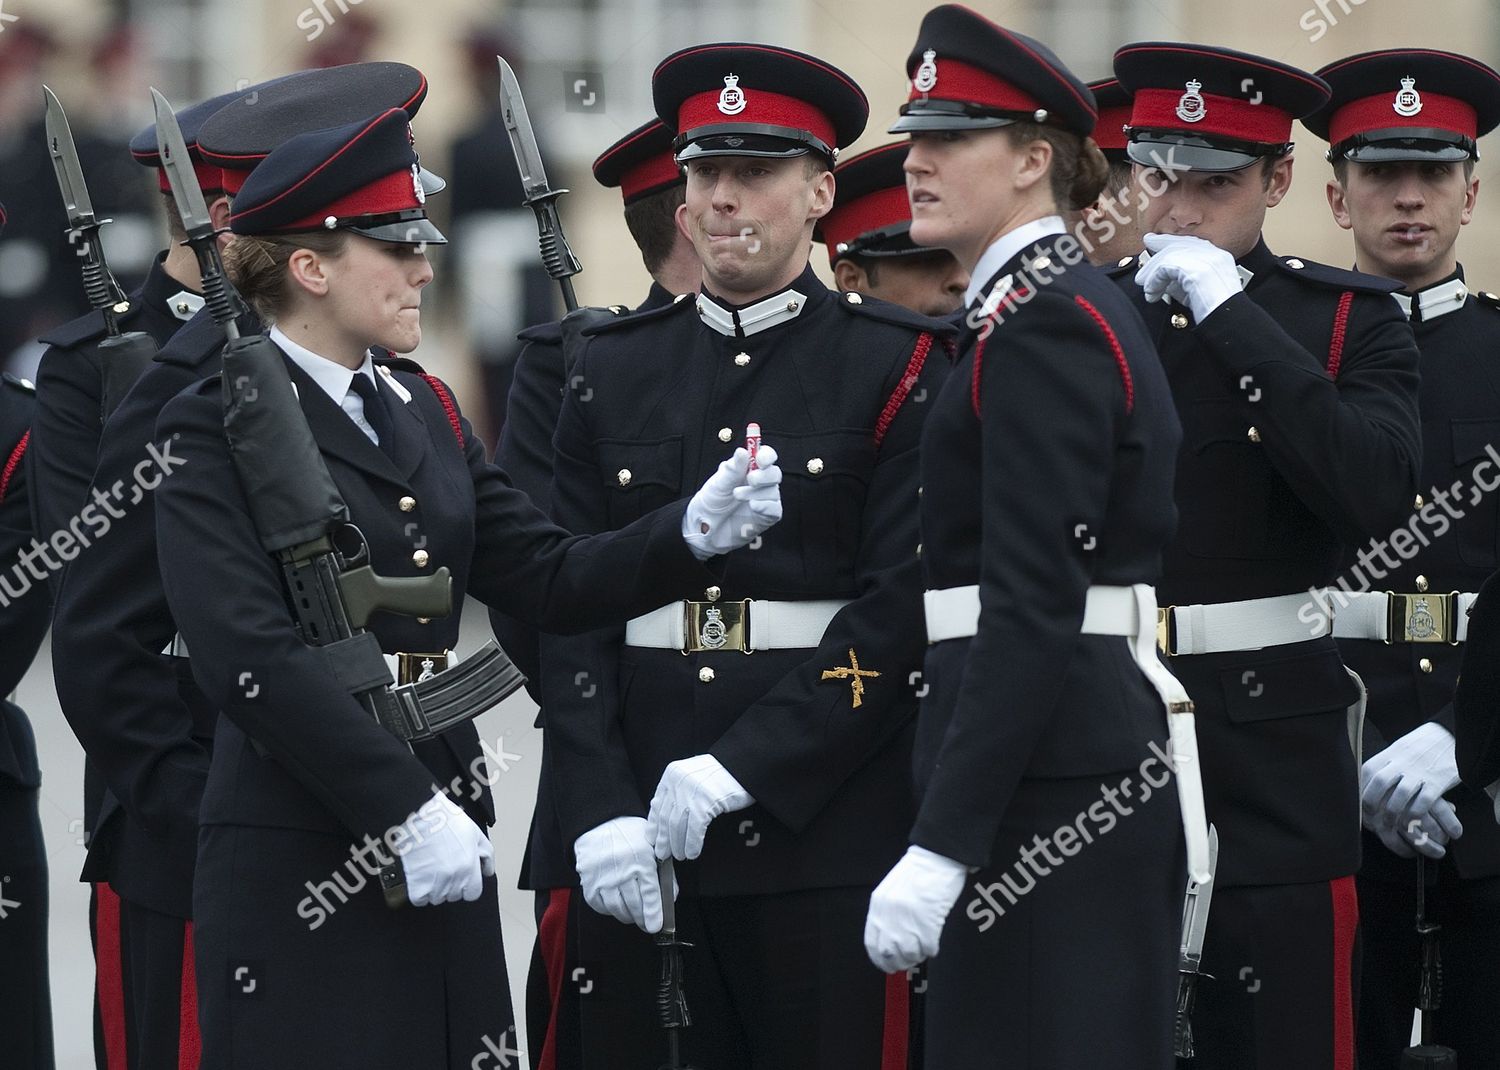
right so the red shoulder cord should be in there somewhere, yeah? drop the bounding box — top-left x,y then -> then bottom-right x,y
873,332 -> 934,450
968,286 -> 1033,418
1073,295 -> 1134,414
0,431 -> 28,505
417,374 -> 466,449
1326,291 -> 1354,380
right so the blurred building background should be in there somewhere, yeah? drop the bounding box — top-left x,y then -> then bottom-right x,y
10,0 -> 1498,1064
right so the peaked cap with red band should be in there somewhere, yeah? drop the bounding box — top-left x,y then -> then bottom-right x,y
653,43 -> 868,164
890,5 -> 1096,138
229,108 -> 446,245
1305,48 -> 1500,164
1087,78 -> 1132,161
1115,42 -> 1330,172
592,118 -> 683,205
198,62 -> 445,197
130,83 -> 287,196
814,142 -> 929,266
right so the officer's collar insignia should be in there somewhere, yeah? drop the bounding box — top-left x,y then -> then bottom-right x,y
1176,79 -> 1207,124
1393,276 -> 1467,323
819,648 -> 880,709
166,290 -> 206,322
696,287 -> 807,338
913,49 -> 939,93
1394,76 -> 1423,118
718,74 -> 747,116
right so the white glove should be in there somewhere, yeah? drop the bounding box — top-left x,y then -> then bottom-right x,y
682,442 -> 782,561
573,816 -> 673,933
1362,722 -> 1464,859
397,792 -> 494,907
864,845 -> 969,973
1135,233 -> 1244,322
647,754 -> 754,861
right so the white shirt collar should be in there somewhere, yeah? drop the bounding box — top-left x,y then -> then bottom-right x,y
1392,276 -> 1468,323
696,287 -> 808,338
964,215 -> 1067,309
269,325 -> 377,405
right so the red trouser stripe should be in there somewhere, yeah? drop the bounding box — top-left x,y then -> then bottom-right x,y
178,921 -> 201,1069
1330,875 -> 1359,1070
95,883 -> 129,1070
880,969 -> 910,1070
537,888 -> 572,1070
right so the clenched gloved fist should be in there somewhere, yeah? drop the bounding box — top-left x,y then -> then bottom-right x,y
647,754 -> 754,861
574,815 -> 675,933
399,791 -> 495,907
864,845 -> 969,973
1362,721 -> 1464,859
682,441 -> 782,561
1135,233 -> 1244,322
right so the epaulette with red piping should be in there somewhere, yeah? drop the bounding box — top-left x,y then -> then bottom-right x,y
1267,255 -> 1401,294
832,289 -> 958,338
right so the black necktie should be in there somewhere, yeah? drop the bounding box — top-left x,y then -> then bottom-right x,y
350,373 -> 395,460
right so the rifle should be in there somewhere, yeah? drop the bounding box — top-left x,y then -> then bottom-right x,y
43,86 -> 159,417
1400,856 -> 1456,1068
150,89 -> 525,908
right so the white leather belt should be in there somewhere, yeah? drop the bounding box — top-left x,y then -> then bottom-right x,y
625,598 -> 851,652
382,649 -> 457,686
1158,592 -> 1330,656
1329,589 -> 1477,644
923,582 -> 1212,886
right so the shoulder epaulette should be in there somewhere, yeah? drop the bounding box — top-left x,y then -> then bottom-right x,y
1,372 -> 35,395
583,295 -> 691,337
373,354 -> 426,376
37,305 -> 129,349
834,291 -> 957,336
518,319 -> 563,345
1474,290 -> 1500,312
1107,253 -> 1141,278
1271,256 -> 1401,294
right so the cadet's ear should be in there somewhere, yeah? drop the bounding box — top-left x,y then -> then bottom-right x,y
286,246 -> 330,298
833,257 -> 868,294
1264,155 -> 1294,209
209,195 -> 234,250
1326,177 -> 1353,232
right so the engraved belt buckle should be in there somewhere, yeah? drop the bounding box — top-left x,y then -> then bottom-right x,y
1157,606 -> 1177,657
682,599 -> 751,654
394,650 -> 450,685
1385,591 -> 1457,644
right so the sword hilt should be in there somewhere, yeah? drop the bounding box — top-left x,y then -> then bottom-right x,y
1173,969 -> 1202,1059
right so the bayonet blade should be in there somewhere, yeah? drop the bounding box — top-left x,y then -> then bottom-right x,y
44,86 -> 95,226
1179,825 -> 1219,971
497,56 -> 551,201
151,88 -> 213,237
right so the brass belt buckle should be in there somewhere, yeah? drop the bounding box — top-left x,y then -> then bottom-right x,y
394,650 -> 450,685
682,599 -> 752,654
1385,591 -> 1457,644
1157,606 -> 1176,657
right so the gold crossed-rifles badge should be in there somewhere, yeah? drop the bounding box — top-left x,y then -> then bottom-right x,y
821,648 -> 881,709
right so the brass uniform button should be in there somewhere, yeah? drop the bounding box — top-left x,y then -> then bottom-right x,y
1247,426 -> 1261,443
734,352 -> 751,367
718,427 -> 733,443
1419,658 -> 1434,674
705,586 -> 721,601
786,299 -> 799,312
617,469 -> 632,486
1170,313 -> 1190,329
417,617 -> 431,624
1286,258 -> 1305,269
1415,575 -> 1429,593
846,292 -> 863,305
176,300 -> 191,315
399,496 -> 417,512
806,458 -> 824,475
699,667 -> 716,683
1415,494 -> 1425,509
412,549 -> 430,567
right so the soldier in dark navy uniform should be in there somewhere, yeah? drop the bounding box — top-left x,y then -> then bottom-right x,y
30,88 -> 248,1070
1304,47 -> 1500,1067
1080,77 -> 1147,267
815,141 -> 967,316
1109,42 -> 1423,1070
48,63 -> 446,1070
149,106 -> 778,1068
490,114 -> 700,1070
541,42 -> 953,1069
861,10 -> 1186,1067
0,321 -> 56,1069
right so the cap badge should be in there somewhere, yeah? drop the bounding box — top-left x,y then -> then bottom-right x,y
718,73 -> 747,116
913,49 -> 938,93
1176,79 -> 1207,124
1394,75 -> 1423,118
411,164 -> 425,204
